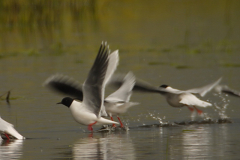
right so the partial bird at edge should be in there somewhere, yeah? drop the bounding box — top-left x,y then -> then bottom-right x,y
0,116 -> 25,140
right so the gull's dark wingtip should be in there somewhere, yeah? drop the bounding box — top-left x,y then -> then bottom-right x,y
43,74 -> 84,101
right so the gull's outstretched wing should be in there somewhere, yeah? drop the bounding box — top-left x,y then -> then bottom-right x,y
179,94 -> 212,107
82,42 -> 109,117
43,74 -> 83,101
106,71 -> 136,103
103,50 -> 119,86
109,74 -> 167,95
186,77 -> 222,97
101,49 -> 119,116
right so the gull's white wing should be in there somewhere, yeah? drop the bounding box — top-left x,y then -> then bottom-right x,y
105,72 -> 135,103
100,49 -> 119,116
82,42 -> 109,117
0,117 -> 24,140
186,77 -> 222,97
179,94 -> 212,107
103,50 -> 119,86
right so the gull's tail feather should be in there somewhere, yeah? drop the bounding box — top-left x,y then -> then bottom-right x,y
97,117 -> 119,125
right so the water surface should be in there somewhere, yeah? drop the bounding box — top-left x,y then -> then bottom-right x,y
0,1 -> 240,159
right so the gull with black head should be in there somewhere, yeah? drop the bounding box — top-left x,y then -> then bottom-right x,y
158,81 -> 222,115
110,76 -> 222,115
56,42 -> 119,132
44,45 -> 138,129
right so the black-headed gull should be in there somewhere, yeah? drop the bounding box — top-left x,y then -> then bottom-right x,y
104,71 -> 139,128
48,42 -> 119,132
110,76 -> 222,114
0,116 -> 25,140
44,72 -> 139,128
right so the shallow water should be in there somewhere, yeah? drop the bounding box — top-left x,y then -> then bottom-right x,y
0,1 -> 240,159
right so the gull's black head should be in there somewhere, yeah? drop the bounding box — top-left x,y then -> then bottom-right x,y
57,97 -> 74,108
159,84 -> 169,88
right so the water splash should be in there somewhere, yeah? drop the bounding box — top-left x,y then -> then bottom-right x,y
213,93 -> 230,119
147,111 -> 167,125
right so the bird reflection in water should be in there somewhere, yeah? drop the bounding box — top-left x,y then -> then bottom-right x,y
73,133 -> 135,160
168,125 -> 229,159
0,139 -> 23,159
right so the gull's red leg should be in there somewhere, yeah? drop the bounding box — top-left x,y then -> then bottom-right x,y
193,106 -> 203,115
88,121 -> 97,132
4,133 -> 10,140
110,116 -> 116,127
186,106 -> 194,113
117,116 -> 124,128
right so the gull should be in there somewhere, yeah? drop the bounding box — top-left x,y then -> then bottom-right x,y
44,58 -> 139,128
104,71 -> 139,128
110,76 -> 222,114
47,42 -> 119,132
44,72 -> 139,128
0,116 -> 25,140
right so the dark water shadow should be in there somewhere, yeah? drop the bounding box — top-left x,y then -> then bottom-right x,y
137,118 -> 232,128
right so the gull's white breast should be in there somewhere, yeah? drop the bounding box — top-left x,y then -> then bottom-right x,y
69,101 -> 119,126
166,93 -> 183,108
69,101 -> 98,126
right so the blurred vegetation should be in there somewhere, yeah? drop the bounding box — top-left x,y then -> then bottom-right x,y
0,0 -> 239,59
0,0 -> 101,57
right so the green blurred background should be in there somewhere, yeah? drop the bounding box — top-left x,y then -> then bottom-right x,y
0,0 -> 239,58
0,2 -> 240,159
